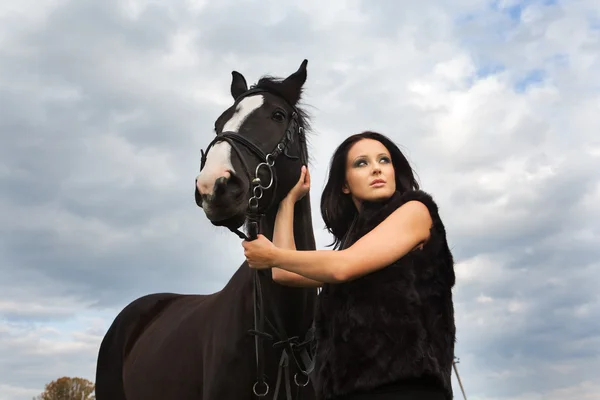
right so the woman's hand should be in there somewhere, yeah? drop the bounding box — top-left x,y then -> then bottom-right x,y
285,165 -> 310,204
242,234 -> 280,269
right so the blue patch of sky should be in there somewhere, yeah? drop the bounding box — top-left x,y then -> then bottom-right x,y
476,63 -> 506,78
453,0 -> 568,91
461,62 -> 505,87
548,53 -> 569,68
490,0 -> 522,22
490,0 -> 560,22
515,68 -> 546,92
453,2 -> 517,47
453,0 -> 561,27
589,16 -> 600,31
506,4 -> 523,21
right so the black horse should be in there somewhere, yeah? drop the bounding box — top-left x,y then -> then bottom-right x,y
95,60 -> 319,400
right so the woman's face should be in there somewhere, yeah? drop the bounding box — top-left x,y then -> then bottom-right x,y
343,138 -> 396,208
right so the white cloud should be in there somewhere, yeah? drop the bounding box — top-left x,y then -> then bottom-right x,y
0,310 -> 111,398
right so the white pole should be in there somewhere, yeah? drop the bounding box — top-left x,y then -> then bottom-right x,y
453,357 -> 468,400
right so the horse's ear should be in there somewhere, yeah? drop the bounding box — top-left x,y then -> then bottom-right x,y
282,59 -> 308,104
230,71 -> 248,99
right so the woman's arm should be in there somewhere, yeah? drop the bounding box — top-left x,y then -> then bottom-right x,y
270,200 -> 433,282
271,199 -> 323,288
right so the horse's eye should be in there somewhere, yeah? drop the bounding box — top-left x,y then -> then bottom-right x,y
272,111 -> 285,122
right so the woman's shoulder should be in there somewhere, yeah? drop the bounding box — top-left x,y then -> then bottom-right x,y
396,189 -> 441,216
395,189 -> 448,231
362,189 -> 441,220
351,190 -> 432,239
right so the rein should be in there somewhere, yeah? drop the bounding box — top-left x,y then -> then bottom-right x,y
199,87 -> 316,399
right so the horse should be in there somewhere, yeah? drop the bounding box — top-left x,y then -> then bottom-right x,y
95,59 -> 319,400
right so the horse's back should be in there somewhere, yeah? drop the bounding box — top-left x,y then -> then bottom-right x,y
95,292 -> 190,400
120,287 -> 255,400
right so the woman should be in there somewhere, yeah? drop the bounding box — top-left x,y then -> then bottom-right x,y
242,131 -> 456,400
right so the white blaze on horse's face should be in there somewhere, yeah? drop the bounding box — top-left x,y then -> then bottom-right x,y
196,95 -> 265,197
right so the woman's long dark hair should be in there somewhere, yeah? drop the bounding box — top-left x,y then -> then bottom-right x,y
320,131 -> 419,249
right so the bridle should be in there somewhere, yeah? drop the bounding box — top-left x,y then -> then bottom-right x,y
199,87 -> 316,399
200,87 -> 304,240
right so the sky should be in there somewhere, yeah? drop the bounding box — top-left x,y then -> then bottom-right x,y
1,0 -> 599,399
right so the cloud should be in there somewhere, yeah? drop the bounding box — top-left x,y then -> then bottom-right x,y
1,0 -> 599,399
0,310 -> 107,398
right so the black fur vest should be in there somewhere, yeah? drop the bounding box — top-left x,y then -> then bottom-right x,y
313,190 -> 456,399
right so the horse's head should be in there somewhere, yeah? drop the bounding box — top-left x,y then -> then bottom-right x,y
195,60 -> 310,230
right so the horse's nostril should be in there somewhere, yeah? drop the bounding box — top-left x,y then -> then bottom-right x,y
214,176 -> 228,196
228,174 -> 244,198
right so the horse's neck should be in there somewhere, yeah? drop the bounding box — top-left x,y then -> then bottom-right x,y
259,193 -> 317,332
291,193 -> 316,251
260,192 -> 316,252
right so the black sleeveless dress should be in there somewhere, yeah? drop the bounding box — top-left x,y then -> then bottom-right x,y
332,379 -> 446,399
313,190 -> 456,400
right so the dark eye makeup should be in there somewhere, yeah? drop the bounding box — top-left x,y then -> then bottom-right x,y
352,155 -> 391,168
